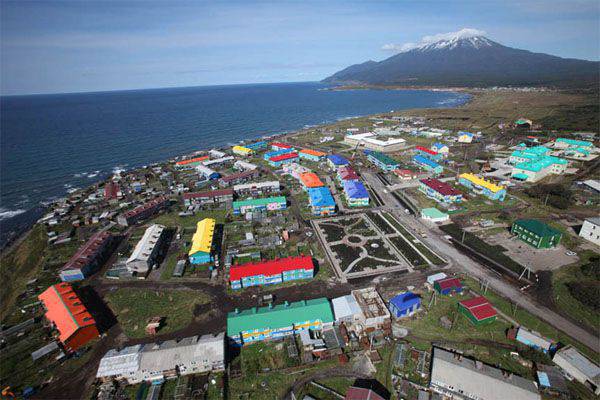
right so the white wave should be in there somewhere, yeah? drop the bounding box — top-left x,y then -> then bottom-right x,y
87,170 -> 100,178
0,208 -> 27,220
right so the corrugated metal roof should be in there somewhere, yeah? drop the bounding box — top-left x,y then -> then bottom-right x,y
308,187 -> 336,207
459,173 -> 505,193
420,178 -> 461,196
513,219 -> 561,237
229,255 -> 313,281
233,196 -> 286,208
299,172 -> 324,188
269,152 -> 298,162
343,180 -> 369,199
299,148 -> 326,157
189,219 -> 215,256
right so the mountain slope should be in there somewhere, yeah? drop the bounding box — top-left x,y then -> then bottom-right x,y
323,36 -> 599,88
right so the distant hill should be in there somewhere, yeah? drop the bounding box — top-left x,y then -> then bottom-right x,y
322,35 -> 599,88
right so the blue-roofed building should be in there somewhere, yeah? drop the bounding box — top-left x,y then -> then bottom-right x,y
431,142 -> 449,155
413,155 -> 443,174
388,292 -> 421,318
327,154 -> 349,169
514,327 -> 556,354
245,141 -> 267,150
264,148 -> 294,161
342,180 -> 369,207
307,187 -> 336,216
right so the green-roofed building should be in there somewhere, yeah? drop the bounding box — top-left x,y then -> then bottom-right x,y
365,150 -> 399,171
511,219 -> 562,249
232,196 -> 287,215
555,138 -> 594,148
509,145 -> 568,182
227,298 -> 334,345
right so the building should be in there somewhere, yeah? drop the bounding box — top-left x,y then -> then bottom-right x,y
117,196 -> 170,226
413,155 -> 443,174
458,173 -> 506,201
226,298 -> 334,345
345,387 -> 386,400
552,345 -> 600,395
96,333 -> 225,384
457,131 -> 475,143
233,160 -> 258,171
299,172 -> 325,190
554,137 -> 594,150
419,179 -> 463,203
307,187 -> 336,216
202,156 -> 234,168
337,165 -> 360,183
219,169 -> 260,186
427,272 -> 447,285
229,255 -> 314,289
331,294 -> 363,323
365,150 -> 399,171
183,189 -> 234,207
298,148 -> 326,162
245,141 -> 267,150
271,142 -> 293,151
345,287 -> 391,333
263,148 -> 294,161
394,169 -> 418,180
104,181 -> 120,201
509,145 -> 568,182
415,146 -> 442,161
344,132 -> 406,152
232,145 -> 254,156
59,231 -> 114,281
430,347 -> 540,400
283,162 -> 311,179
38,283 -> 100,352
457,296 -> 497,326
579,217 -> 600,246
126,224 -> 166,275
536,365 -> 569,396
209,149 -> 226,158
434,277 -> 463,295
233,196 -> 287,215
420,207 -> 449,223
513,327 -> 556,353
515,118 -> 532,129
431,142 -> 450,155
268,152 -> 299,167
342,180 -> 369,207
327,154 -> 350,169
233,180 -> 280,196
195,165 -> 220,180
511,219 -> 562,249
388,292 -> 421,318
175,156 -> 210,169
188,218 -> 215,264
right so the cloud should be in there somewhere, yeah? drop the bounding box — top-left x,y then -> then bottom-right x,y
381,28 -> 486,52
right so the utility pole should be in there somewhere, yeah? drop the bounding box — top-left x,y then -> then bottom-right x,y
544,193 -> 550,207
461,230 -> 467,244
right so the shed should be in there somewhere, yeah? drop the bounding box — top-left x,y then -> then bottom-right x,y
433,277 -> 463,295
388,292 -> 421,318
458,296 -> 497,326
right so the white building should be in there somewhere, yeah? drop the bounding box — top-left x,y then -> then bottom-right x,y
125,224 -> 165,274
344,132 -> 406,153
430,347 -> 540,400
233,180 -> 280,196
332,294 -> 363,323
96,333 -> 225,384
202,156 -> 234,167
233,160 -> 258,171
209,149 -> 226,158
579,217 -> 600,246
553,345 -> 600,395
195,165 -> 219,180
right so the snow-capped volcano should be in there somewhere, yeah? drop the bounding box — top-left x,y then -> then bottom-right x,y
323,32 -> 598,88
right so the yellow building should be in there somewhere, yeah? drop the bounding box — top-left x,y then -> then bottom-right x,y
189,218 -> 215,264
232,145 -> 254,156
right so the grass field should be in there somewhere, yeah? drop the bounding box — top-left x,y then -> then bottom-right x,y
105,288 -> 211,338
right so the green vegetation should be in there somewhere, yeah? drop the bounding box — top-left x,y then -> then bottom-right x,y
105,288 -> 211,338
524,183 -> 574,210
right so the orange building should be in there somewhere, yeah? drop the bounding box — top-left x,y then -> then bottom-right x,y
298,172 -> 324,189
175,155 -> 210,167
38,283 -> 99,352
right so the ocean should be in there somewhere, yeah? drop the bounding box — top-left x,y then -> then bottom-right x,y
0,81 -> 469,245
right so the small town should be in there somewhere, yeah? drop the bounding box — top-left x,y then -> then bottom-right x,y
1,90 -> 598,400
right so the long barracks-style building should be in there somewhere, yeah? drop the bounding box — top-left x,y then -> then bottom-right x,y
188,218 -> 215,265
232,196 -> 287,215
458,173 -> 506,201
59,231 -> 115,282
365,150 -> 399,171
229,255 -> 314,290
419,178 -> 463,203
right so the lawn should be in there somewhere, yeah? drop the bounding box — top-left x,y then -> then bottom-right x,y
105,288 -> 211,338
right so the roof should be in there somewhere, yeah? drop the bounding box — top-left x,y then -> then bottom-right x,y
271,142 -> 292,149
553,345 -> 600,384
338,165 -> 360,181
232,145 -> 252,153
38,283 -> 97,343
431,347 -> 540,400
420,178 -> 462,196
183,189 -> 234,200
233,196 -> 286,208
459,296 -> 497,321
582,179 -> 600,192
122,196 -> 169,219
127,224 -> 165,263
61,231 -> 112,272
413,155 -> 441,168
226,298 -> 334,336
245,141 -> 267,149
299,172 -> 325,188
269,152 -> 298,162
345,387 -> 386,400
189,219 -> 215,256
513,219 -> 561,237
220,169 -> 257,183
459,173 -> 505,193
458,131 -> 475,137
343,180 -> 369,199
230,255 -> 313,281
421,207 -> 448,219
436,277 -> 462,290
585,216 -> 600,226
556,138 -> 593,147
96,344 -> 142,378
366,150 -> 399,166
176,155 -> 209,166
332,294 -> 362,320
390,292 -> 420,309
308,187 -> 336,208
299,148 -> 326,157
415,146 -> 438,156
516,327 -> 553,350
327,154 -> 349,166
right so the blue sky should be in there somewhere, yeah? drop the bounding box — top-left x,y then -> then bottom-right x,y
1,1 -> 599,95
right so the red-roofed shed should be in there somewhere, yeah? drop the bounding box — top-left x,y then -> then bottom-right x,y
433,277 -> 463,295
458,296 -> 498,325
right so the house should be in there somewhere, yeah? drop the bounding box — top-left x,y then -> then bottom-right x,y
427,272 -> 447,285
434,277 -> 463,295
365,150 -> 399,171
299,172 -> 325,190
96,333 -> 225,384
231,145 -> 254,156
307,187 -> 336,216
457,131 -> 475,143
394,169 -> 418,180
226,298 -> 334,346
233,196 -> 287,215
195,165 -> 220,180
457,296 -> 497,326
343,180 -> 370,207
268,152 -> 298,167
327,154 -> 350,169
38,283 -> 100,352
59,231 -> 114,282
430,347 -> 540,400
431,142 -> 450,155
229,255 -> 314,290
458,173 -> 506,201
233,160 -> 258,171
298,148 -> 326,162
388,292 -> 421,318
117,196 -> 169,226
271,142 -> 293,151
233,180 -> 280,196
218,169 -> 260,186
413,155 -> 443,174
415,146 -> 442,161
175,155 -> 210,169
419,178 -> 463,203
188,218 -> 215,265
263,148 -> 294,161
513,327 -> 556,353
337,165 -> 360,183
511,219 -> 562,249
126,224 -> 166,275
579,217 -> 600,246
420,207 -> 449,223
183,189 -> 234,207
552,345 -> 600,395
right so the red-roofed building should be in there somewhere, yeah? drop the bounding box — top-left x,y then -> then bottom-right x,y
218,169 -> 260,186
434,277 -> 463,295
415,146 -> 442,160
268,152 -> 298,167
183,189 -> 234,207
229,255 -> 314,289
345,387 -> 386,400
458,296 -> 497,325
59,231 -> 115,282
271,142 -> 292,151
337,165 -> 360,183
38,283 -> 99,352
419,178 -> 463,203
117,196 -> 170,226
394,169 -> 418,181
104,181 -> 120,201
